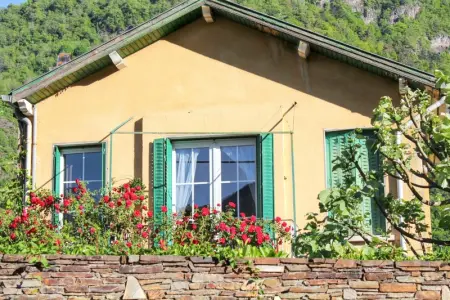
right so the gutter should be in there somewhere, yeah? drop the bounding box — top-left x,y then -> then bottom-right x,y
19,117 -> 32,207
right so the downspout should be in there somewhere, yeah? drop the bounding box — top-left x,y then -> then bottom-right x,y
32,105 -> 37,190
396,95 -> 447,251
19,117 -> 32,207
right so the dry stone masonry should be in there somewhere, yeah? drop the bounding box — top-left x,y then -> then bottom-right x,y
0,254 -> 449,299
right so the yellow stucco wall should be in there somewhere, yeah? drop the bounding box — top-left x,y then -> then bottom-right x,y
34,17 -> 408,232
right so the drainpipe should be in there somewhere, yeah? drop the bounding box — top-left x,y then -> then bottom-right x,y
396,95 -> 447,251
19,117 -> 32,207
32,105 -> 37,190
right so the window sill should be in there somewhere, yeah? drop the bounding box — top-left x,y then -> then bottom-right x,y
348,234 -> 396,243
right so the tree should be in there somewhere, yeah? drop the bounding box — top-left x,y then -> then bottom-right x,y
294,71 -> 450,259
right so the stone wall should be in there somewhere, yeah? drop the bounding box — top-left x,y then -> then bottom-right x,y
0,254 -> 449,299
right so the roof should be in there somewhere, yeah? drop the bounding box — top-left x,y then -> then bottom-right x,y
8,0 -> 436,104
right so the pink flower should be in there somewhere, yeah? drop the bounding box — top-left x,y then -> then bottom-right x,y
137,223 -> 143,230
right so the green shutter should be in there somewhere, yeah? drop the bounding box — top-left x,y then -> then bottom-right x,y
365,132 -> 386,234
326,130 -> 386,234
52,146 -> 61,226
259,134 -> 274,220
165,139 -> 173,214
325,131 -> 352,188
153,138 -> 172,224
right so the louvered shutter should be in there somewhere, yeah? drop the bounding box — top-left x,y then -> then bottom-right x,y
52,146 -> 61,226
355,136 -> 373,232
258,134 -> 274,220
153,138 -> 172,224
326,130 -> 351,188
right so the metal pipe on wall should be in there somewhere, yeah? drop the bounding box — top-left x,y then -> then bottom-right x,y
32,105 -> 37,190
19,117 -> 32,207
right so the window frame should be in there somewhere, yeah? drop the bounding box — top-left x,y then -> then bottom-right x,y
53,144 -> 105,225
171,138 -> 257,216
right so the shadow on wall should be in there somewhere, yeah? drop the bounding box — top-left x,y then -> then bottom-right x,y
163,17 -> 399,118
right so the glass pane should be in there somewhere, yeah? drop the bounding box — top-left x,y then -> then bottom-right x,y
176,149 -> 193,184
84,152 -> 102,180
86,181 -> 103,202
194,147 -> 209,182
194,184 -> 210,209
221,182 -> 237,216
221,146 -> 237,181
64,182 -> 77,196
63,153 -> 83,182
238,145 -> 256,181
176,185 -> 192,215
239,182 -> 256,217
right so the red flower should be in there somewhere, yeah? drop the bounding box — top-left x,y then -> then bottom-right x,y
55,239 -> 61,246
90,227 -> 96,234
139,195 -> 144,201
142,231 -> 149,239
250,215 -> 257,223
77,228 -> 83,234
75,179 -> 80,185
186,232 -> 193,239
213,209 -> 218,214
193,213 -> 200,219
147,211 -> 153,218
241,234 -> 250,243
173,212 -> 178,217
248,225 -> 255,233
285,226 -> 291,233
240,212 -> 246,218
217,203 -> 221,207
126,242 -> 132,248
72,187 -> 78,193
201,207 -> 209,216
275,216 -> 281,223
125,200 -> 132,208
159,239 -> 167,250
142,205 -> 148,210
78,205 -> 84,211
194,204 -> 199,209
137,223 -> 143,230
63,199 -> 71,207
136,186 -> 141,191
228,202 -> 236,208
10,233 -> 16,240
117,200 -> 122,206
131,193 -> 138,201
108,202 -> 115,208
161,206 -> 168,213
219,237 -> 226,245
281,222 -> 287,227
54,203 -> 60,212
133,210 -> 141,218
123,183 -> 130,190
193,239 -> 199,244
192,224 -> 197,230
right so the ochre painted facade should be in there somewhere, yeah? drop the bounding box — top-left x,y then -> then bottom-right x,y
33,17 -> 425,237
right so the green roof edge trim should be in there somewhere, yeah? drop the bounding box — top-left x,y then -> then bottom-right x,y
10,0 -> 436,104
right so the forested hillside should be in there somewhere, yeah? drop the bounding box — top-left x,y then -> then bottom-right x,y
0,0 -> 449,183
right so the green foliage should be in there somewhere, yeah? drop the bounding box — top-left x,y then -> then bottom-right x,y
0,180 -> 290,263
294,71 -> 450,260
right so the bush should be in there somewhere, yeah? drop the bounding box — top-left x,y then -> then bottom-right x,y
0,179 -> 291,261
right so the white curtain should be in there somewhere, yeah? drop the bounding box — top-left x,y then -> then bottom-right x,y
238,146 -> 256,203
176,149 -> 199,213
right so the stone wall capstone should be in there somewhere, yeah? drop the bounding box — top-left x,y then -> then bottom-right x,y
0,254 -> 449,299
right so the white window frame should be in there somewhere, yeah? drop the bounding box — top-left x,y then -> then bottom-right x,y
172,138 -> 257,215
58,147 -> 102,225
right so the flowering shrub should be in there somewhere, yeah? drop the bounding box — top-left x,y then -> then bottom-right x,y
0,179 -> 291,258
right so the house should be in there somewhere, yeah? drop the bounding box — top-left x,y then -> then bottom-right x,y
2,0 -> 439,247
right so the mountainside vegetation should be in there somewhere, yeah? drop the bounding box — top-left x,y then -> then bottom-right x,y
0,0 -> 449,182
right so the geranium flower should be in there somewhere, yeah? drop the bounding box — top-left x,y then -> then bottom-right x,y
285,226 -> 291,233
72,187 -> 78,193
125,200 -> 132,208
228,202 -> 236,208
275,216 -> 281,223
133,210 -> 141,218
139,195 -> 145,201
103,196 -> 110,203
147,211 -> 153,218
55,239 -> 61,246
108,202 -> 115,208
219,237 -> 226,245
194,204 -> 199,209
240,212 -> 246,218
193,240 -> 199,244
161,206 -> 168,213
10,233 -> 16,240
241,234 -> 250,243
90,227 -> 96,234
250,215 -> 256,223
137,223 -> 143,230
142,231 -> 149,239
126,242 -> 132,248
192,224 -> 197,230
281,222 -> 287,227
201,207 -> 209,216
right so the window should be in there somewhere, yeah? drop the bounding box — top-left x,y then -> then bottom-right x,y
172,139 -> 257,216
53,144 -> 106,202
152,135 -> 274,222
325,130 -> 386,234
